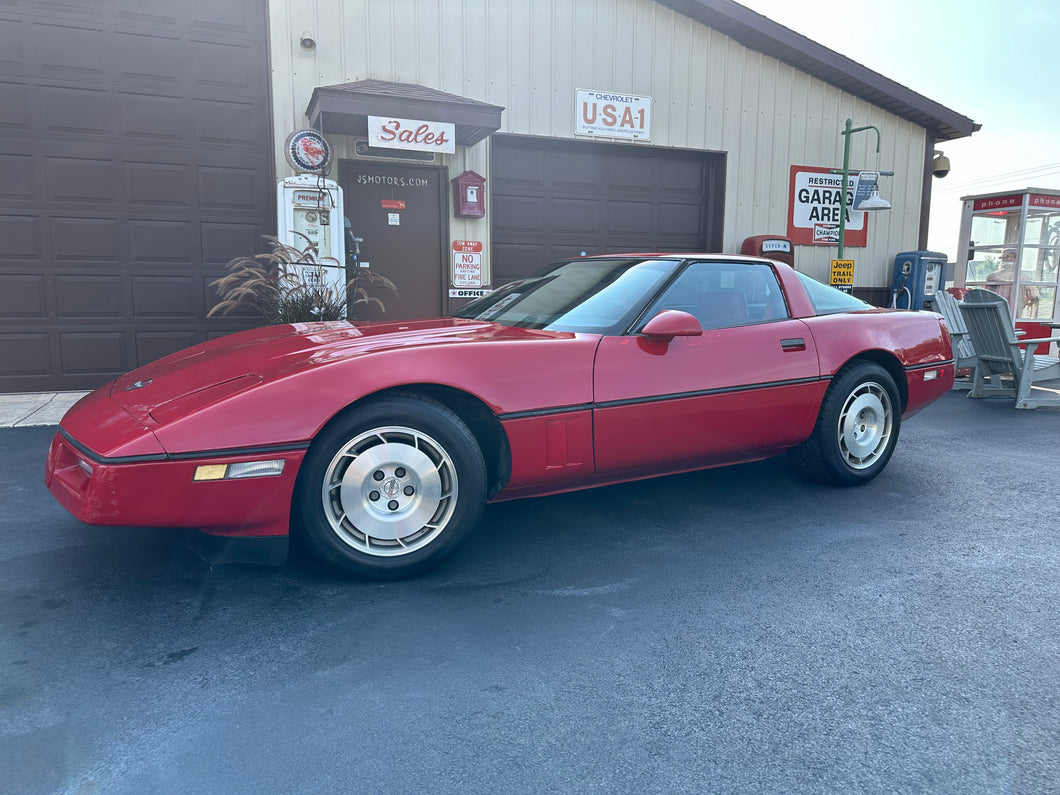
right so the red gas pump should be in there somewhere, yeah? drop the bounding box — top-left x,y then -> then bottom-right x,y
740,235 -> 795,267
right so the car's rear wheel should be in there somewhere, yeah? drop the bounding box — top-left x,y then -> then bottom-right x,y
294,394 -> 487,579
789,361 -> 901,486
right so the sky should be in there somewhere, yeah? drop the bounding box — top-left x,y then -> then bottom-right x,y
737,0 -> 1060,257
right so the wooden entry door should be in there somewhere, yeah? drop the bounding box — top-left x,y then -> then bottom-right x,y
339,161 -> 447,321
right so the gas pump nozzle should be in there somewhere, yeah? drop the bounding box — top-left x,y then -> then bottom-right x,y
344,217 -> 363,266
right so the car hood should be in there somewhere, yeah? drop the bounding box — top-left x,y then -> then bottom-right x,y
108,318 -> 571,423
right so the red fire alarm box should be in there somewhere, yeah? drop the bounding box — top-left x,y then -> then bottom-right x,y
452,170 -> 486,218
740,234 -> 795,267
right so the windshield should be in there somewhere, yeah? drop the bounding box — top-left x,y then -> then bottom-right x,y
453,258 -> 679,333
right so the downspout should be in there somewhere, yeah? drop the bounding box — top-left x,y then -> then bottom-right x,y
917,133 -> 935,251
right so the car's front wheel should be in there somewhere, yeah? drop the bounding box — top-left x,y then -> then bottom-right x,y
294,394 -> 487,579
789,361 -> 901,486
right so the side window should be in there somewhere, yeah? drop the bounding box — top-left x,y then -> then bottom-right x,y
645,262 -> 789,330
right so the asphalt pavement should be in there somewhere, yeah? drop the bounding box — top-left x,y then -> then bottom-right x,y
2,391 -> 1059,793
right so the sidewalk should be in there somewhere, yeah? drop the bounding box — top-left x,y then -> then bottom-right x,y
0,392 -> 89,427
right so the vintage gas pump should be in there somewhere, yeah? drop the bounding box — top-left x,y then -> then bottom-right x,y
276,174 -> 346,306
890,250 -> 946,310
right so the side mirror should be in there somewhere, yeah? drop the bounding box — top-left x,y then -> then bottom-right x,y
640,310 -> 703,343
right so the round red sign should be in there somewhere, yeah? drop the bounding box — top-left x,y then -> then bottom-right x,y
284,129 -> 333,174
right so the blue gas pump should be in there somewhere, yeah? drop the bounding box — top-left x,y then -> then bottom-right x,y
891,251 -> 947,310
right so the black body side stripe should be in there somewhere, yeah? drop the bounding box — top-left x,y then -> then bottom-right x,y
497,376 -> 825,420
905,359 -> 955,371
59,427 -> 310,465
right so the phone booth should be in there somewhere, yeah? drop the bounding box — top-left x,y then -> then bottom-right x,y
740,235 -> 794,267
953,188 -> 1060,331
276,175 -> 346,309
890,251 -> 946,310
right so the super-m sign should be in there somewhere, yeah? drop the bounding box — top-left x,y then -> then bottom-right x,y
787,166 -> 868,247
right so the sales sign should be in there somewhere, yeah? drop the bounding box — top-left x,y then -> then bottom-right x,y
368,115 -> 456,154
575,89 -> 651,140
787,166 -> 868,247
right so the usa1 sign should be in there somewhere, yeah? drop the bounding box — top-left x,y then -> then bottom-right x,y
787,165 -> 868,247
575,89 -> 651,140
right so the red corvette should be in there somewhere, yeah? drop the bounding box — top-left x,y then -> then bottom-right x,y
45,255 -> 954,578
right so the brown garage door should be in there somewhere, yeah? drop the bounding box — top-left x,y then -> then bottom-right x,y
491,135 -> 725,283
0,0 -> 272,392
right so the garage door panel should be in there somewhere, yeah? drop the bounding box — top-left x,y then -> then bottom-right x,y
0,18 -> 26,73
60,332 -> 128,375
0,81 -> 30,127
36,21 -> 107,77
492,148 -> 546,186
198,166 -> 258,210
605,201 -> 654,234
125,161 -> 190,206
606,155 -> 655,190
552,198 -> 599,233
136,331 -> 198,365
493,195 -> 545,232
0,275 -> 46,317
194,98 -> 260,145
492,243 -> 548,283
119,93 -> 189,140
114,31 -> 184,82
190,40 -> 258,90
0,153 -> 34,200
550,150 -> 604,191
55,275 -> 123,317
201,222 -> 261,264
51,217 -> 119,260
0,334 -> 51,377
40,86 -> 109,134
0,214 -> 41,258
44,157 -> 117,202
128,220 -> 195,262
660,158 -> 706,192
658,203 -> 704,237
132,275 -> 198,317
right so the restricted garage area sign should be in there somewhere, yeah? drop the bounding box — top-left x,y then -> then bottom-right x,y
788,165 -> 868,247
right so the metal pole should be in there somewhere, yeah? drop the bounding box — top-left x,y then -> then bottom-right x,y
838,118 -> 852,261
838,119 -> 884,262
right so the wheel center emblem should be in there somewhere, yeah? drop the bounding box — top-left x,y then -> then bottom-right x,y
382,478 -> 402,498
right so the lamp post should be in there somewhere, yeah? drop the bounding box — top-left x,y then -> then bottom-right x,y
837,118 -> 891,260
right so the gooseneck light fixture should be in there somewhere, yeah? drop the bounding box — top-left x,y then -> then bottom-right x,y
837,118 -> 892,261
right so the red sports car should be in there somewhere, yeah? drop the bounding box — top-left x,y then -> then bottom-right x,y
45,255 -> 954,579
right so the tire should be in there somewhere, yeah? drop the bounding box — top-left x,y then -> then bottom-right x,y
788,361 -> 901,486
294,394 -> 487,579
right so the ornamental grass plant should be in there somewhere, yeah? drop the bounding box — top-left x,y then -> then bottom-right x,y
209,235 -> 397,324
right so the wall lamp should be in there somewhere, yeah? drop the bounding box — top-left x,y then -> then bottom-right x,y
837,118 -> 892,260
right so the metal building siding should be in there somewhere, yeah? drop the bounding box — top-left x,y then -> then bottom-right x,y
268,0 -> 927,287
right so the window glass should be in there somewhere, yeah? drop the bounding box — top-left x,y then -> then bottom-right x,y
969,210 -> 1021,248
795,271 -> 872,315
644,261 -> 789,330
453,258 -> 677,333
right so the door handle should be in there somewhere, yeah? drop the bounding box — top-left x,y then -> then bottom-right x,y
781,338 -> 806,352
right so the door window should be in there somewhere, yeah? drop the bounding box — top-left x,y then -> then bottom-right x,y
643,261 -> 789,329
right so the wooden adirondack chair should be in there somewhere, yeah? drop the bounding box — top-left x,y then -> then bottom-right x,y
958,289 -> 1060,409
930,290 -> 977,389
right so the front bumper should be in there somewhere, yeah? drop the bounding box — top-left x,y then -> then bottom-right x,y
45,430 -> 306,538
